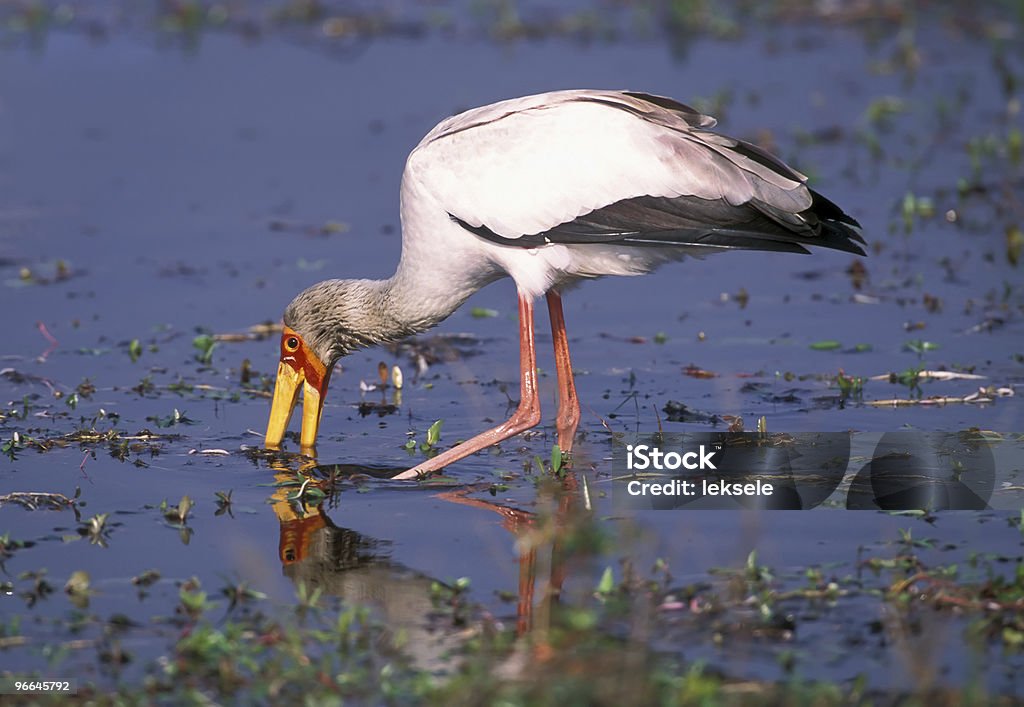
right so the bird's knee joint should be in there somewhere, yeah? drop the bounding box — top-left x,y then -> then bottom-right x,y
514,407 -> 542,430
558,408 -> 581,429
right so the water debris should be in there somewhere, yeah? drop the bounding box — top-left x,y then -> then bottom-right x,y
835,370 -> 864,397
852,293 -> 881,304
904,339 -> 940,355
845,260 -> 868,290
809,342 -> 871,353
1007,226 -> 1022,266
867,387 -> 1009,406
719,288 -> 749,307
192,335 -> 217,364
809,340 -> 841,351
864,96 -> 907,129
81,513 -> 111,547
64,570 -> 92,608
239,358 -> 253,384
212,322 -> 282,342
282,475 -> 326,507
188,448 -> 231,455
869,370 -> 985,382
268,218 -> 349,237
881,560 -> 1024,645
661,401 -> 720,424
8,260 -> 76,288
388,333 -> 484,369
0,491 -> 78,511
161,496 -> 193,525
214,490 -> 233,517
682,364 -> 716,378
404,419 -> 444,453
964,317 -> 1005,334
0,366 -> 51,391
599,332 -> 648,344
899,191 -> 936,233
147,409 -> 196,428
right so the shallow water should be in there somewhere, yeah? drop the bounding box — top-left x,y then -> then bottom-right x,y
1,7 -> 1022,696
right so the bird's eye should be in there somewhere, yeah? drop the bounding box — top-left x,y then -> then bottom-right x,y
285,336 -> 300,352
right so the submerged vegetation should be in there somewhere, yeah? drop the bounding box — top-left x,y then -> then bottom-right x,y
3,494 -> 1024,704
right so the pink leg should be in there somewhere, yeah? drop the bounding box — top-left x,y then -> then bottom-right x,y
392,293 -> 541,480
517,545 -> 537,635
546,290 -> 580,454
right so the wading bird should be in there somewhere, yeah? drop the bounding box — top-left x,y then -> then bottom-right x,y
264,90 -> 865,479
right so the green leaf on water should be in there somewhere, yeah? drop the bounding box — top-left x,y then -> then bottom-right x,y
192,334 -> 217,364
904,339 -> 940,355
426,419 -> 443,447
177,495 -> 192,523
301,487 -> 325,501
65,570 -> 91,596
809,340 -> 841,351
129,339 -> 142,362
470,307 -> 498,319
147,409 -> 195,428
551,444 -> 563,474
596,566 -> 614,595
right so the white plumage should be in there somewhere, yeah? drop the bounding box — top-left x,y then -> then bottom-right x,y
265,89 -> 865,478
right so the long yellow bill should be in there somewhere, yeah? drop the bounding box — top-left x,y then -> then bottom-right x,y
264,327 -> 330,452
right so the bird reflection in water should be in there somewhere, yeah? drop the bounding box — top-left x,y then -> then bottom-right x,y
263,454 -> 584,669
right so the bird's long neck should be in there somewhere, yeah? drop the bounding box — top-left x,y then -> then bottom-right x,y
294,214 -> 503,357
327,260 -> 487,353
377,251 -> 490,337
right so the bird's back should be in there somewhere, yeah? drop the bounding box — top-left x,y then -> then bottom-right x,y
397,90 -> 863,299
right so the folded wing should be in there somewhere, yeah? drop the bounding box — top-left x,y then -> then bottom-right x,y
405,89 -> 865,257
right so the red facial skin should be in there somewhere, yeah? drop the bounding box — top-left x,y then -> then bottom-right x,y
265,326 -> 333,451
280,326 -> 330,393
